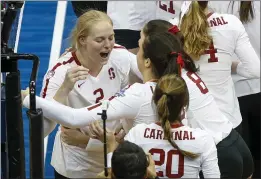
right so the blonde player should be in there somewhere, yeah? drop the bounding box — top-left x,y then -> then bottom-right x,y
208,1 -> 260,178
40,10 -> 142,178
170,1 -> 260,131
23,24 -> 253,177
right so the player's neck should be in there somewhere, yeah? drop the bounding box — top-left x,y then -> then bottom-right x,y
76,50 -> 103,77
142,71 -> 157,83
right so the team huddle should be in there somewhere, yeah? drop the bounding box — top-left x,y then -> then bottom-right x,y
21,1 -> 260,179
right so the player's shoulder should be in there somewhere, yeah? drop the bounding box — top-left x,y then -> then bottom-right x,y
210,12 -> 244,30
181,126 -> 215,150
109,44 -> 134,73
48,52 -> 79,72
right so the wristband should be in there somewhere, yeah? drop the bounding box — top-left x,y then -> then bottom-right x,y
107,152 -> 113,168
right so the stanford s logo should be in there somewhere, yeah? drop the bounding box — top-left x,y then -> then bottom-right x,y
108,67 -> 115,80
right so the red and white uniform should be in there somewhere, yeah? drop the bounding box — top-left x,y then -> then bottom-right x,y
171,12 -> 260,128
181,69 -> 233,144
155,1 -> 183,21
107,1 -> 156,30
24,68 -> 233,145
125,123 -> 220,178
39,45 -> 141,178
208,1 -> 260,97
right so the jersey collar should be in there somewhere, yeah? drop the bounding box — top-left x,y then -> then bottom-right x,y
156,122 -> 184,128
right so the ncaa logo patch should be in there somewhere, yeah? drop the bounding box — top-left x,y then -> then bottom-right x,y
114,88 -> 127,97
46,70 -> 55,79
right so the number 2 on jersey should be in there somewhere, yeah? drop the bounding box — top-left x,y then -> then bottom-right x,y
149,148 -> 184,178
186,72 -> 209,94
93,88 -> 104,103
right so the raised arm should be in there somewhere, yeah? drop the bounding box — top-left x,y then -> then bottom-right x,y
23,84 -> 144,128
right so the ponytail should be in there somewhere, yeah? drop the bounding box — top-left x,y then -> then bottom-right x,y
155,75 -> 199,159
239,1 -> 254,23
180,1 -> 212,60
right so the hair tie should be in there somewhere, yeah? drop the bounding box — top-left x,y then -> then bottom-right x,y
170,52 -> 184,76
168,25 -> 180,35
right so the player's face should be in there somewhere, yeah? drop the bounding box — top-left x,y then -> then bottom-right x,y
137,30 -> 146,73
82,21 -> 115,66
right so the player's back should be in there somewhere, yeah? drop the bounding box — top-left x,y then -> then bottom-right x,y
181,69 -> 233,144
155,1 -> 183,21
194,12 -> 260,128
125,123 -> 220,178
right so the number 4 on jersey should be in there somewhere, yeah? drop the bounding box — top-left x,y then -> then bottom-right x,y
204,41 -> 218,63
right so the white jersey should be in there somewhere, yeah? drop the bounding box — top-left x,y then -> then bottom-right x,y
209,1 -> 260,97
155,1 -> 183,21
171,12 -> 260,128
125,123 -> 220,178
181,69 -> 233,144
40,45 -> 141,178
25,68 -> 233,145
107,1 -> 156,30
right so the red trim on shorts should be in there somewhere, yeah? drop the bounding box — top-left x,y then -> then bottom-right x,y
156,122 -> 184,128
42,57 -> 75,98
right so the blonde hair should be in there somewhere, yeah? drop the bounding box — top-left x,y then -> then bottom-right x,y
153,74 -> 199,159
70,10 -> 113,49
180,1 -> 212,60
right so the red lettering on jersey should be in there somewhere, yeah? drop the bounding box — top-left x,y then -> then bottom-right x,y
174,131 -> 182,140
159,1 -> 175,14
93,88 -> 104,103
190,132 -> 195,140
108,67 -> 115,80
144,128 -> 150,138
217,17 -> 223,25
209,17 -> 228,27
149,148 -> 184,178
204,42 -> 218,63
221,17 -> 228,24
183,131 -> 189,140
166,150 -> 184,178
150,129 -> 156,139
156,130 -> 163,140
149,148 -> 165,177
187,72 -> 209,94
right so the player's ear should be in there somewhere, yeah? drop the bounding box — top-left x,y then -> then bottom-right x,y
79,36 -> 87,46
144,58 -> 152,68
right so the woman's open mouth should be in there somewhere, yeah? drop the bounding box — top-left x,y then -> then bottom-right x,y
100,52 -> 109,58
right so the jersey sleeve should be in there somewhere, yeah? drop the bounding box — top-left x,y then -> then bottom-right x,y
200,134 -> 220,178
23,83 -> 145,129
233,15 -> 260,79
39,63 -> 68,136
40,63 -> 67,99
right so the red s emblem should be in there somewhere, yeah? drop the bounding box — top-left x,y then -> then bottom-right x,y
108,67 -> 115,80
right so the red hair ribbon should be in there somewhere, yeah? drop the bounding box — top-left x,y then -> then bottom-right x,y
168,25 -> 180,35
170,52 -> 184,75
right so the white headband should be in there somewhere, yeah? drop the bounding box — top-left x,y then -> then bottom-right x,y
180,1 -> 192,21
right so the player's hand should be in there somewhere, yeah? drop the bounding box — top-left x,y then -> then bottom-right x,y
146,153 -> 157,179
89,121 -> 116,143
60,47 -> 74,57
114,123 -> 126,143
21,87 -> 30,103
60,126 -> 89,148
61,66 -> 89,92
